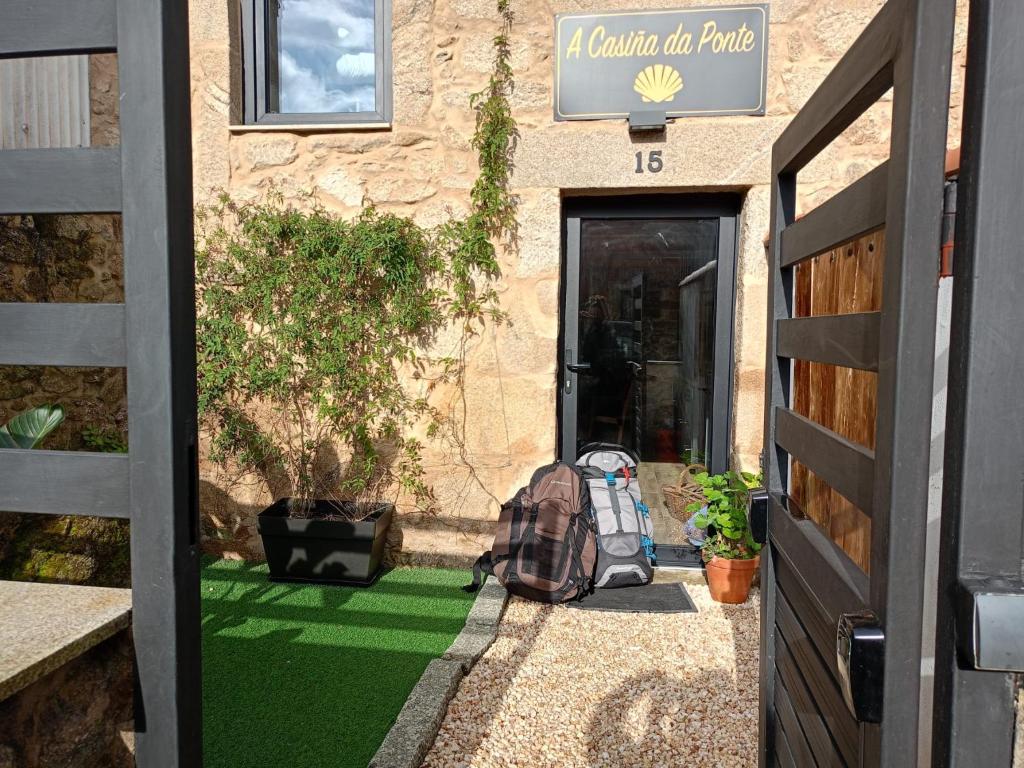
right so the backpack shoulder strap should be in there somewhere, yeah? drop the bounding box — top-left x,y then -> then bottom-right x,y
565,511 -> 595,601
462,541 -> 522,593
463,552 -> 494,593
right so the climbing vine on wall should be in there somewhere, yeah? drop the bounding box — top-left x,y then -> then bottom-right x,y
195,3 -> 517,514
438,0 -> 517,319
470,0 -> 517,239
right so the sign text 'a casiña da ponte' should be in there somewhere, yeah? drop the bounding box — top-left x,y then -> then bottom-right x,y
554,4 -> 769,121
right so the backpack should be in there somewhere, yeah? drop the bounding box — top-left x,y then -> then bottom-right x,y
464,462 -> 597,603
576,442 -> 654,588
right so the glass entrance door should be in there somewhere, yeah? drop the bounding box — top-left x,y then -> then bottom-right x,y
560,197 -> 738,473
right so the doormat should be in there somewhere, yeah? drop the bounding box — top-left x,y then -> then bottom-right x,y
568,583 -> 697,614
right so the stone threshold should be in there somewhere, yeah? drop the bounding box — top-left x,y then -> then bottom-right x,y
0,580 -> 132,701
369,578 -> 509,768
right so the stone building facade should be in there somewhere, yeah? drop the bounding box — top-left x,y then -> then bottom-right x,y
185,0 -> 969,565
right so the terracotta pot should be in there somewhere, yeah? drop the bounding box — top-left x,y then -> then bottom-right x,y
705,554 -> 760,604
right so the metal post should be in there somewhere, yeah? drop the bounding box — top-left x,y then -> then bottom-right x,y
931,1 -> 1024,764
117,0 -> 202,763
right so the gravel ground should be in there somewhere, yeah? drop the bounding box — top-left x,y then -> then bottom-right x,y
422,583 -> 759,768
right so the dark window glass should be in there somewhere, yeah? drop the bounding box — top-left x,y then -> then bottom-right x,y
267,0 -> 377,115
243,0 -> 390,124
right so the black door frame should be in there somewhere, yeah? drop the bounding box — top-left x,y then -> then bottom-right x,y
559,194 -> 740,471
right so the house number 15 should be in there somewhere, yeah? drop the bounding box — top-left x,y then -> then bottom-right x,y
634,150 -> 664,174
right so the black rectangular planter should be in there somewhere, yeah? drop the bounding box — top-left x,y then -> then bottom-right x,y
257,499 -> 394,586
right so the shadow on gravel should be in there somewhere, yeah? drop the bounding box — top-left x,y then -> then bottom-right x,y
584,668 -> 754,768
422,596 -> 551,766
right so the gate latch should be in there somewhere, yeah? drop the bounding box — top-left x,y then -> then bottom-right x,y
957,578 -> 1024,672
836,611 -> 884,724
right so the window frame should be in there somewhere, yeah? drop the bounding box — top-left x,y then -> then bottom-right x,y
240,0 -> 392,127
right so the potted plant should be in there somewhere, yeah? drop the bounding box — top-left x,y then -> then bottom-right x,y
195,196 -> 458,586
687,470 -> 762,604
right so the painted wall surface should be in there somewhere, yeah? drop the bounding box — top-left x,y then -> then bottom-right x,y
184,0 -> 970,564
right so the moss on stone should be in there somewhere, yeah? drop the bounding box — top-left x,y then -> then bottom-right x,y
0,514 -> 131,588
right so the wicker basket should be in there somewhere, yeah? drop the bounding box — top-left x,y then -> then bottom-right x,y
662,463 -> 708,521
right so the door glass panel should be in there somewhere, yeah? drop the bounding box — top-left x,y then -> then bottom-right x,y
575,218 -> 720,463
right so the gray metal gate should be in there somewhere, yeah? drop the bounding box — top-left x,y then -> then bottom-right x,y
760,0 -> 956,765
0,1 -> 201,764
931,1 -> 1024,765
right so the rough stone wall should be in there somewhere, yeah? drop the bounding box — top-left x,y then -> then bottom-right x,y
0,630 -> 134,768
188,0 -> 970,564
88,54 -> 120,148
0,215 -> 126,451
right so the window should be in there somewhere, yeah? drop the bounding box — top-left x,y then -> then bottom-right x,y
241,0 -> 391,126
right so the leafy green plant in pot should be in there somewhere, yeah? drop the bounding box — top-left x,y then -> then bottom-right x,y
196,0 -> 515,585
196,200 -> 447,586
687,470 -> 762,604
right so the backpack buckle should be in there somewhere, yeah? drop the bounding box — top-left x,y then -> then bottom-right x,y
605,472 -> 615,487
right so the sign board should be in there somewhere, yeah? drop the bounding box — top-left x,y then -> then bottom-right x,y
554,5 -> 769,121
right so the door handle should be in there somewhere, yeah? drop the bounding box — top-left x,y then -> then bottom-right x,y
836,611 -> 884,723
566,362 -> 591,374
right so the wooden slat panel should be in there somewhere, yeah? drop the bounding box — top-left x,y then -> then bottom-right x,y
0,303 -> 126,367
777,633 -> 848,767
0,148 -> 122,214
771,495 -> 870,616
777,312 -> 881,371
0,0 -> 117,58
777,589 -> 859,765
790,230 -> 882,573
774,717 -> 798,768
0,449 -> 130,518
773,0 -> 899,174
774,671 -> 824,768
776,407 -> 875,516
781,162 -> 889,268
776,553 -> 842,687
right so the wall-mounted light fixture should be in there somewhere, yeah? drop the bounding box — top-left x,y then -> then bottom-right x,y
628,110 -> 667,134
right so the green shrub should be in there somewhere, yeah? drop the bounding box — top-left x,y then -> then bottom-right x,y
81,425 -> 128,453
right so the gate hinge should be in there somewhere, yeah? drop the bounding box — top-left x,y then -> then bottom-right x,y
956,577 -> 1024,672
940,179 -> 957,278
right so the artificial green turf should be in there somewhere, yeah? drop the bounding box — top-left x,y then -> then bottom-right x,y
201,559 -> 476,768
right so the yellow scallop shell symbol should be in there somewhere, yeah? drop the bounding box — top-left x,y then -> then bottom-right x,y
633,64 -> 683,103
